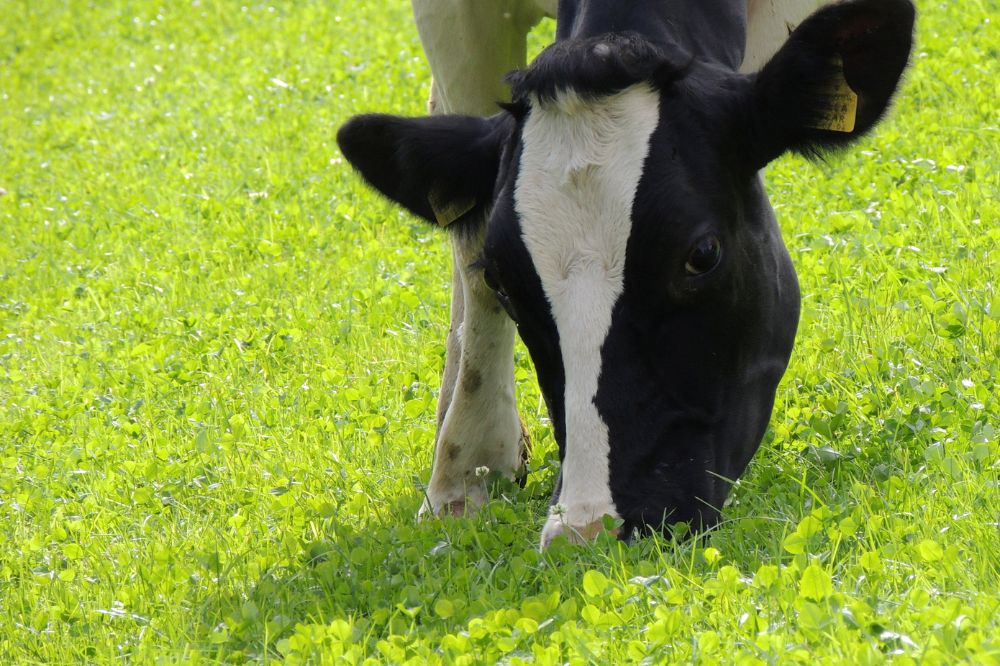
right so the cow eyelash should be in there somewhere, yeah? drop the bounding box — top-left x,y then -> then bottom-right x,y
474,259 -> 517,318
482,268 -> 508,301
470,257 -> 497,287
492,286 -> 516,321
471,257 -> 500,290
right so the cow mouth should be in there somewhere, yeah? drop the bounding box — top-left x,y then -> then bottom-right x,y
612,491 -> 726,542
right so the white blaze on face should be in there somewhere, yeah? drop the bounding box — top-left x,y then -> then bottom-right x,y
514,83 -> 660,542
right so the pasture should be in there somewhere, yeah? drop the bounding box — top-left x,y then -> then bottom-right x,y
0,0 -> 997,662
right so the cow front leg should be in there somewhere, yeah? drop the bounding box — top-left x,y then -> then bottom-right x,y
433,244 -> 465,432
411,0 -> 548,519
419,226 -> 527,518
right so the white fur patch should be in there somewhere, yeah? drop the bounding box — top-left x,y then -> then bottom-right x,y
514,84 -> 660,544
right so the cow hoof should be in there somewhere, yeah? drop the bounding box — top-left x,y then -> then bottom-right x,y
540,508 -> 620,550
417,489 -> 486,522
418,497 -> 467,520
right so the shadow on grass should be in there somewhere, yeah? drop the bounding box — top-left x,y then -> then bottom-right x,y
189,456 -> 817,659
194,477 -> 564,658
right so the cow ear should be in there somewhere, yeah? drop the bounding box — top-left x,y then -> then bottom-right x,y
745,0 -> 915,169
336,112 -> 512,228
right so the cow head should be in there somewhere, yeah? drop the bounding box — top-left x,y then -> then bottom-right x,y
337,0 -> 914,541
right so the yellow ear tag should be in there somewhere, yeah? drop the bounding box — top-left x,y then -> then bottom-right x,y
428,186 -> 476,228
810,59 -> 858,133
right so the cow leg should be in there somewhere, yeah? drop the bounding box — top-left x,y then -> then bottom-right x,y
413,0 -> 551,517
434,245 -> 464,431
421,224 -> 526,516
412,0 -> 553,116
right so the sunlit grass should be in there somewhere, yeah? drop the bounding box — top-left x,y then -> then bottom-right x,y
0,0 -> 996,662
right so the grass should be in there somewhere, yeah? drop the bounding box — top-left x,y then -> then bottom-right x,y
0,0 -> 997,663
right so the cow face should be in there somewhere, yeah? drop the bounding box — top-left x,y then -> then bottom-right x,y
481,73 -> 803,540
337,0 -> 914,540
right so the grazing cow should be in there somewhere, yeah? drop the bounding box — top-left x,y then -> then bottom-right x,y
337,0 -> 914,548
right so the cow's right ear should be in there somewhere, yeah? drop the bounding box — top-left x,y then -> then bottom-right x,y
336,112 -> 512,228
742,0 -> 915,170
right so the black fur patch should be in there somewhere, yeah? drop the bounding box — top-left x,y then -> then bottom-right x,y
505,32 -> 692,104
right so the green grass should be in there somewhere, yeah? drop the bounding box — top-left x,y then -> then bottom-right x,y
0,0 -> 997,663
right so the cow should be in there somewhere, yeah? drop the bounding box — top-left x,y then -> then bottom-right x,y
337,0 -> 915,548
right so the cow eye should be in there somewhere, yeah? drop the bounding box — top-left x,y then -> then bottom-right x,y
685,236 -> 722,276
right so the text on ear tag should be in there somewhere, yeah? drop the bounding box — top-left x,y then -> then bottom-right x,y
428,186 -> 476,228
810,58 -> 858,133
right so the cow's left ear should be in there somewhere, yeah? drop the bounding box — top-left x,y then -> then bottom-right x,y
337,112 -> 512,228
744,0 -> 915,170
